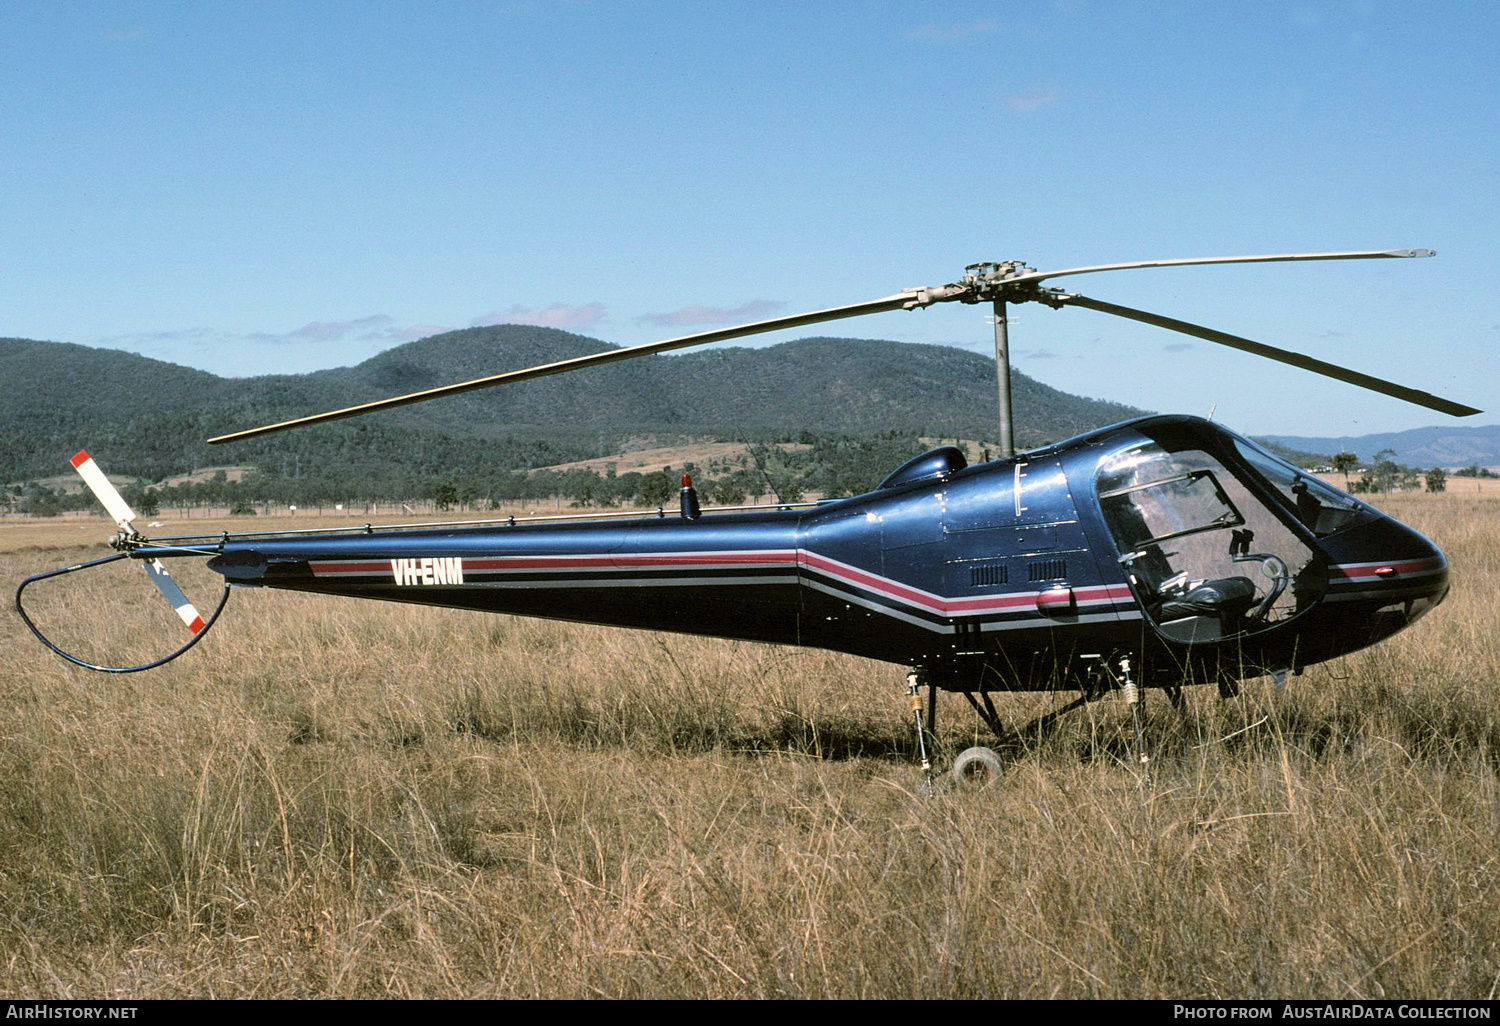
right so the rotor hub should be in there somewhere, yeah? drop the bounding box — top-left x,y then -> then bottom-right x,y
954,260 -> 1046,305
964,260 -> 1032,281
109,528 -> 143,551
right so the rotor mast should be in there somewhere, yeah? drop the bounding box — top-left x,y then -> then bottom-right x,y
993,298 -> 1013,459
959,260 -> 1037,460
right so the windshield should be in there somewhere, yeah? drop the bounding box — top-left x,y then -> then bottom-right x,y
1232,438 -> 1378,537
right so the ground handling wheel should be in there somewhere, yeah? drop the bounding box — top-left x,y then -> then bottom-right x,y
952,746 -> 1004,788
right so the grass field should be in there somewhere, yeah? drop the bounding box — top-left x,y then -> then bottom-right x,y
1,491 -> 1497,998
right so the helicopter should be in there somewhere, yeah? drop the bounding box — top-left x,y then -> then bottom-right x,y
16,249 -> 1479,785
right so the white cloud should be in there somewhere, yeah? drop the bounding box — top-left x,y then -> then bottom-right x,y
93,315 -> 450,376
636,300 -> 784,329
470,303 -> 607,330
278,315 -> 401,344
996,86 -> 1060,113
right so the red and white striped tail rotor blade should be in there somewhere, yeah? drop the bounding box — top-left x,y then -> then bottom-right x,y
143,558 -> 207,635
68,449 -> 205,637
70,449 -> 137,530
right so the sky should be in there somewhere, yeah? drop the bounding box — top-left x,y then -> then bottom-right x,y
3,1 -> 1497,439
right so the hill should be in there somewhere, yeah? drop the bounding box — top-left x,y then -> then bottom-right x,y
1260,424 -> 1500,469
2,327 -> 1146,486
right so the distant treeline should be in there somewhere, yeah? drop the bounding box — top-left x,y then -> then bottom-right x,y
1335,449 -> 1458,494
8,433 -> 939,518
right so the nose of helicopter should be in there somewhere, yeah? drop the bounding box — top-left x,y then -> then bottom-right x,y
1320,512 -> 1449,643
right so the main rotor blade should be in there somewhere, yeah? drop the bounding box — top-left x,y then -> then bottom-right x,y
206,246 -> 1446,443
1054,291 -> 1480,417
1014,249 -> 1434,286
208,292 -> 916,443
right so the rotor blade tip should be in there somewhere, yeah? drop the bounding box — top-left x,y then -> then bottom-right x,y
70,449 -> 90,468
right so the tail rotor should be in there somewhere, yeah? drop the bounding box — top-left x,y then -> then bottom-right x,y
69,449 -> 207,636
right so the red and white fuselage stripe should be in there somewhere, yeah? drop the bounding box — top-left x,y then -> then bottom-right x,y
468,551 -> 801,572
1328,557 -> 1445,584
307,548 -> 1138,620
797,550 -> 1134,617
309,550 -> 801,576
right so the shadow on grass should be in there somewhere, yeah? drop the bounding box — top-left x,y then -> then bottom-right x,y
278,679 -> 1500,777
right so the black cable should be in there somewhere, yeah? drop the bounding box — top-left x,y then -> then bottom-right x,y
14,553 -> 232,673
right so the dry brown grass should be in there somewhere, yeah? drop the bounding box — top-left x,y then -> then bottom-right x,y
1,494 -> 1497,998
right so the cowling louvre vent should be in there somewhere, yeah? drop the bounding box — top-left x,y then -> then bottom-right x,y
970,564 -> 1008,588
1027,559 -> 1067,583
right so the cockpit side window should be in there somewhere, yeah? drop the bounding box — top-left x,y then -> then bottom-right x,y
1100,469 -> 1245,548
1097,441 -> 1324,644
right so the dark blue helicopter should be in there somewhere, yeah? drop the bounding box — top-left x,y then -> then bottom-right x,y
18,249 -> 1477,783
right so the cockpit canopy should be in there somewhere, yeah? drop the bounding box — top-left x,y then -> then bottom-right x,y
1094,426 -> 1334,645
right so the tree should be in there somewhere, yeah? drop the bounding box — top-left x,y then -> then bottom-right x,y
122,482 -> 159,517
24,484 -> 62,517
1425,467 -> 1447,493
1332,452 -> 1358,489
639,471 -> 674,507
712,480 -> 746,506
433,482 -> 459,511
1367,449 -> 1401,493
569,477 -> 595,508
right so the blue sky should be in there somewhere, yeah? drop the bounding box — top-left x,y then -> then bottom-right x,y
4,1 -> 1496,438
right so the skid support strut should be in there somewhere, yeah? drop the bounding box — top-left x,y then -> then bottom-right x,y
1117,655 -> 1151,784
906,672 -> 934,791
964,688 -> 1103,746
961,689 -> 1004,737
